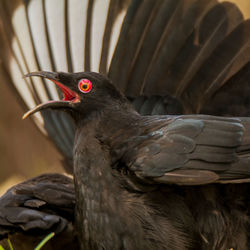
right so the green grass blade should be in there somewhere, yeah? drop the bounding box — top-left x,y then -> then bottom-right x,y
34,232 -> 55,250
0,245 -> 5,250
7,239 -> 13,250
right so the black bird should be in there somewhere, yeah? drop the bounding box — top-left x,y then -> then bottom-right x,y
21,70 -> 250,249
0,0 -> 250,249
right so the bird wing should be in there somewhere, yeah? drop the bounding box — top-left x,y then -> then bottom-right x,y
0,173 -> 75,237
110,0 -> 250,117
1,0 -> 250,171
123,115 -> 250,185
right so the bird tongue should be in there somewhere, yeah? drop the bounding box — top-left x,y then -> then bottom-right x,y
22,76 -> 79,119
51,79 -> 78,101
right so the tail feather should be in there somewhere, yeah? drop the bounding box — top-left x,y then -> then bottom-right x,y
183,19 -> 250,112
201,62 -> 250,117
0,0 -> 75,166
124,0 -> 183,96
141,0 -> 217,96
169,2 -> 243,98
109,0 -> 159,91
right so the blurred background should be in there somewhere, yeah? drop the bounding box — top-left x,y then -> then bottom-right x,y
0,0 -> 250,195
0,81 -> 63,195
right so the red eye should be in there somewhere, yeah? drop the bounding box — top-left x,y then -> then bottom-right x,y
78,79 -> 92,93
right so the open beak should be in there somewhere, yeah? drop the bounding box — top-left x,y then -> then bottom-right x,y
23,71 -> 80,119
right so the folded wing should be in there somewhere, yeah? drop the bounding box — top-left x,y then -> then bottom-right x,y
124,115 -> 250,185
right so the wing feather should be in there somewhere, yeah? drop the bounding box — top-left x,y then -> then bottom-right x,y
125,116 -> 250,185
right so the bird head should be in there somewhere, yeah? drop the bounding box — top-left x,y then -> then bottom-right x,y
23,71 -> 128,120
